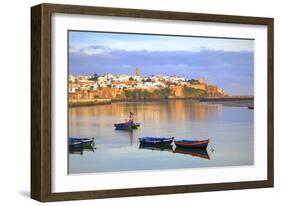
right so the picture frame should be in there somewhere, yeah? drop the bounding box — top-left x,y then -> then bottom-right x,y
31,3 -> 274,202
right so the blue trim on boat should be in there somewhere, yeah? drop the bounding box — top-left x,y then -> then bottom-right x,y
68,137 -> 94,146
178,140 -> 204,143
140,137 -> 171,141
139,137 -> 174,145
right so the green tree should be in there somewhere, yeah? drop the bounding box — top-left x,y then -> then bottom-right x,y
184,87 -> 207,97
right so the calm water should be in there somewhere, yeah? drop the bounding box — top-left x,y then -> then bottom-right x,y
68,100 -> 254,174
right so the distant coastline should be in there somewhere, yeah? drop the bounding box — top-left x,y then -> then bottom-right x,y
69,73 -> 226,106
69,73 -> 253,108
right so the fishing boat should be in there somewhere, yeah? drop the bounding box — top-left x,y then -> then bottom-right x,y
114,122 -> 140,130
68,137 -> 94,146
174,139 -> 209,148
139,137 -> 174,146
173,147 -> 210,160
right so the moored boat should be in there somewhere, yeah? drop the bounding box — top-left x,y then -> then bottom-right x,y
114,122 -> 140,130
68,137 -> 94,146
139,137 -> 174,146
174,139 -> 209,148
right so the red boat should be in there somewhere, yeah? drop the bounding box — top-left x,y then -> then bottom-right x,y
174,139 -> 209,148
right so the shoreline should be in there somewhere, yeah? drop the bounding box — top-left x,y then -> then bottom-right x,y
69,99 -> 111,107
69,96 -> 254,107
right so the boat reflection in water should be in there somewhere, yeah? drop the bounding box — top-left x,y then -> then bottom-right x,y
139,143 -> 173,153
173,147 -> 210,160
139,143 -> 211,160
69,140 -> 96,155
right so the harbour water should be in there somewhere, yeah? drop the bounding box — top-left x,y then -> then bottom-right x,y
68,99 -> 254,174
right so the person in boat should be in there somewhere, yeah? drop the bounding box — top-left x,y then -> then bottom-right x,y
128,112 -> 134,124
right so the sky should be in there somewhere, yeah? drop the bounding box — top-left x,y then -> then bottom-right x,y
69,31 -> 254,96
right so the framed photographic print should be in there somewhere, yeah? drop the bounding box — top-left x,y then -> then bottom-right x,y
31,3 -> 274,202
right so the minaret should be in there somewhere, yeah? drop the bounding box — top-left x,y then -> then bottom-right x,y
135,67 -> 139,76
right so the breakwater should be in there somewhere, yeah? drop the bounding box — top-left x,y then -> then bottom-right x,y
199,96 -> 254,102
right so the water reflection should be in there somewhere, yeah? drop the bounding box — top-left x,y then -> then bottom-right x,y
173,147 -> 210,160
69,141 -> 96,155
138,143 -> 210,160
69,100 -> 223,126
68,100 -> 253,174
69,100 -> 224,140
139,143 -> 173,152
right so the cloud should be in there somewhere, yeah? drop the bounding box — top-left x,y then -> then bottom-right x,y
69,46 -> 254,95
69,31 -> 254,52
70,45 -> 111,55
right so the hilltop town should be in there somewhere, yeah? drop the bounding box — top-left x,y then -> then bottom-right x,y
69,68 -> 225,106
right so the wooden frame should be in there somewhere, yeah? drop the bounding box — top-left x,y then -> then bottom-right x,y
31,3 -> 274,202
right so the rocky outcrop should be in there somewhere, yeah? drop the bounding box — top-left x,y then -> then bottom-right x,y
69,83 -> 224,103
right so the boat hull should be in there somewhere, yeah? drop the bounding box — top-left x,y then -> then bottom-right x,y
131,123 -> 141,129
68,137 -> 94,146
114,123 -> 140,130
175,139 -> 209,148
139,137 -> 174,146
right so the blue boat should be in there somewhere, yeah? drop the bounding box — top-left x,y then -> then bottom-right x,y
114,122 -> 140,131
68,137 -> 94,146
174,139 -> 209,148
139,137 -> 174,146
